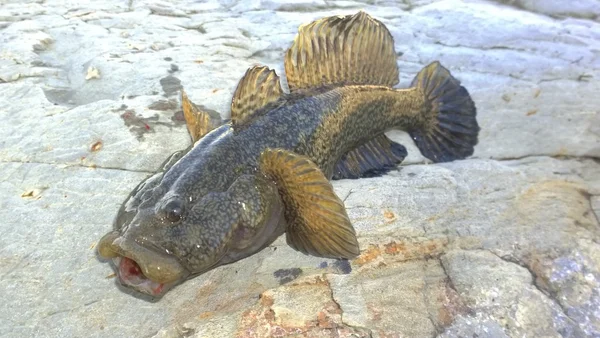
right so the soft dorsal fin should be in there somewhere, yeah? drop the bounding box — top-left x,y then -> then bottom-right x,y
230,66 -> 283,126
284,11 -> 399,92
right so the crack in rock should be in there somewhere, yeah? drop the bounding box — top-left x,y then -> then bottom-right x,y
422,262 -> 443,335
236,274 -> 373,337
43,299 -> 100,319
488,251 -> 584,334
324,275 -> 374,337
0,160 -> 155,175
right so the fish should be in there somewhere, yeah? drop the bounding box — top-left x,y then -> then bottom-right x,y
97,11 -> 479,297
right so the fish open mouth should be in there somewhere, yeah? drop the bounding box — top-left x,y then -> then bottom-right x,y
98,231 -> 188,297
113,256 -> 170,296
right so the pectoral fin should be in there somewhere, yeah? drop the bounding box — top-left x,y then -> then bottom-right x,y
181,89 -> 223,142
259,148 -> 360,259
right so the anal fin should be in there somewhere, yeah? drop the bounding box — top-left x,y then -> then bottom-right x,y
260,148 -> 360,259
332,135 -> 407,180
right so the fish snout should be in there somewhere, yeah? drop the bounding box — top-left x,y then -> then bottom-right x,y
97,231 -> 121,258
97,231 -> 189,295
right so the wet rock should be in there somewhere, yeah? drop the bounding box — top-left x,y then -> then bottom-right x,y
159,75 -> 182,96
147,99 -> 179,111
273,268 -> 303,285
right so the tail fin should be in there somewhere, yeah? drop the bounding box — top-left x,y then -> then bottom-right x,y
410,62 -> 479,163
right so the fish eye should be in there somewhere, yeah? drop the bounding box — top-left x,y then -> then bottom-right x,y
163,199 -> 184,223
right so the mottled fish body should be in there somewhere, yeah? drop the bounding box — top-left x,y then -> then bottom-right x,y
98,12 -> 479,297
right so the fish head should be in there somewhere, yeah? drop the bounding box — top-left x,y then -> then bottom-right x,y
97,172 -> 285,297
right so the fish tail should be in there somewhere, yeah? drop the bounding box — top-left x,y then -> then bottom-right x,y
409,61 -> 479,163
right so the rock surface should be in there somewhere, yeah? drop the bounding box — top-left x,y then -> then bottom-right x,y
0,1 -> 599,337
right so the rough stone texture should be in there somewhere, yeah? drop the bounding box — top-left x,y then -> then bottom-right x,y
492,0 -> 600,20
1,0 -> 599,337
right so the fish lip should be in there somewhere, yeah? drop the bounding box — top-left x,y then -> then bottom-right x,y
98,231 -> 190,294
112,256 -> 179,297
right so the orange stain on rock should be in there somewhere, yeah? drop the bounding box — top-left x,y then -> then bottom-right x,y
234,275 -> 367,338
384,241 -> 406,255
198,311 -> 213,319
367,303 -> 383,322
354,245 -> 382,266
354,238 -> 449,267
260,294 -> 274,307
287,275 -> 329,287
91,141 -> 103,152
383,210 -> 396,222
317,311 -> 331,328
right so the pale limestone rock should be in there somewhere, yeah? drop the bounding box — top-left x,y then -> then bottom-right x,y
0,0 -> 599,337
492,0 -> 600,20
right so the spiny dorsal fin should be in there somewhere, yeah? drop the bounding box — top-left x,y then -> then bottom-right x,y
260,148 -> 360,259
181,89 -> 223,142
332,135 -> 407,180
231,66 -> 283,126
284,11 -> 399,92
